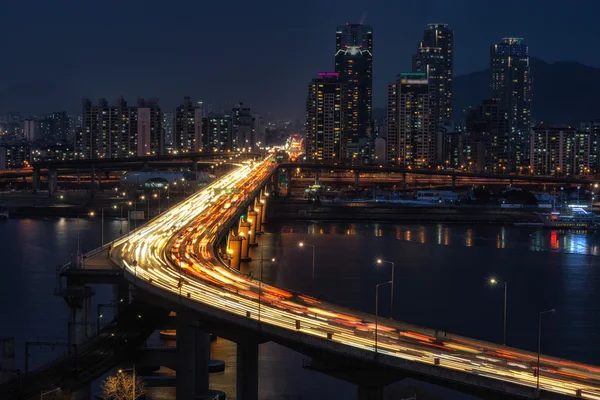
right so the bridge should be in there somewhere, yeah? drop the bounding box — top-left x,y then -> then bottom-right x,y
3,156 -> 600,400
277,163 -> 598,188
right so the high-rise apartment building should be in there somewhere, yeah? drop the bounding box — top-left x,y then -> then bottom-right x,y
305,72 -> 343,162
335,23 -> 373,158
386,72 -> 436,167
464,100 -> 510,173
137,99 -> 162,157
252,114 -> 266,149
174,97 -> 203,153
412,24 -> 454,123
491,38 -> 532,169
530,127 -> 590,176
231,103 -> 255,151
162,112 -> 174,152
80,97 -> 161,159
202,113 -> 232,152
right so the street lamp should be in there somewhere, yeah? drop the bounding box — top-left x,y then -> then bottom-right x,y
298,242 -> 316,280
376,259 -> 395,318
375,281 -> 392,355
537,309 -> 556,394
40,387 -> 61,399
489,277 -> 508,345
118,366 -> 137,400
257,241 -> 276,324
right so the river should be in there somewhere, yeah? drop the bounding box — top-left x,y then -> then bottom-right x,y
1,218 -> 599,399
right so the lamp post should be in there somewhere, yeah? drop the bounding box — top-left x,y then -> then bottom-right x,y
40,387 -> 61,399
118,366 -> 136,400
376,259 -> 395,318
537,309 -> 555,395
153,192 -> 160,214
489,278 -> 508,345
298,242 -> 316,280
375,281 -> 392,355
257,241 -> 276,324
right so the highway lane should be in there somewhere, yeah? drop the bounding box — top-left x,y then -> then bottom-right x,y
110,157 -> 600,399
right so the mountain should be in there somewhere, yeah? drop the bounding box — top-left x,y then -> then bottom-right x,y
453,58 -> 600,124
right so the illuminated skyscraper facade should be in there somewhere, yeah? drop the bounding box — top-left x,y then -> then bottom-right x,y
491,38 -> 532,169
335,23 -> 373,159
412,24 -> 454,123
305,72 -> 343,162
386,72 -> 436,166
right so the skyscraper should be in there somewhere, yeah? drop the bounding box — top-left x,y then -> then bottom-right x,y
137,99 -> 162,157
412,24 -> 454,123
202,112 -> 232,152
231,103 -> 255,151
305,72 -> 343,163
464,100 -> 510,173
162,112 -> 174,153
174,97 -> 203,153
491,38 -> 532,169
335,23 -> 373,159
80,97 -> 140,159
386,72 -> 436,167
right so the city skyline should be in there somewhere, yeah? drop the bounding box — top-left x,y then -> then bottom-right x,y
2,0 -> 600,120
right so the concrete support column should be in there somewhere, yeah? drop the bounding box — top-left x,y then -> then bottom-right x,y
452,175 -> 457,188
355,170 -> 360,188
239,221 -> 252,260
48,168 -> 58,197
315,172 -> 319,185
76,169 -> 81,184
194,332 -> 211,396
236,341 -> 259,400
65,286 -> 94,352
260,195 -> 267,225
227,235 -> 243,270
247,211 -> 258,246
191,161 -> 198,172
402,172 -> 407,192
254,202 -> 264,233
176,316 -> 194,400
357,385 -> 383,400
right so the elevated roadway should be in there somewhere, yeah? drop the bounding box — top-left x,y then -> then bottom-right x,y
107,157 -> 600,399
279,163 -> 598,185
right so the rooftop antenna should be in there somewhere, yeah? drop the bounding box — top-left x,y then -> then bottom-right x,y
359,12 -> 368,24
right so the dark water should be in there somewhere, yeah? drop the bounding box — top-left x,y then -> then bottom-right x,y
2,218 -> 600,399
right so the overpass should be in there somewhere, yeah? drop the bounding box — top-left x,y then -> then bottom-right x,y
277,163 -> 598,187
104,157 -> 600,399
3,157 -> 599,399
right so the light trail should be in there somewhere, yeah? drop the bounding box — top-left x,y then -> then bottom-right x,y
110,156 -> 600,398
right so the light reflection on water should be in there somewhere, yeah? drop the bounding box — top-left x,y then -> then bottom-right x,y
295,222 -> 600,256
4,219 -> 600,400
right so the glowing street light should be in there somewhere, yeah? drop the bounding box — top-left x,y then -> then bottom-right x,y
489,277 -> 508,345
298,242 -> 316,280
376,259 -> 395,319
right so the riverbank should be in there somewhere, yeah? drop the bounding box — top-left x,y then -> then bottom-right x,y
267,198 -> 541,224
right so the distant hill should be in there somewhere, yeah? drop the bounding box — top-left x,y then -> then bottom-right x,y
454,58 -> 600,124
375,58 -> 600,125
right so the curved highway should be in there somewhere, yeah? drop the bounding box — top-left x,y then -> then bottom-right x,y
110,157 -> 600,399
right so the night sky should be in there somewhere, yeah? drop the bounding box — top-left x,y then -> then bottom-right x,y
2,0 -> 598,120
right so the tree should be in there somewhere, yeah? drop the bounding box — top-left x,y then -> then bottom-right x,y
101,371 -> 146,400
